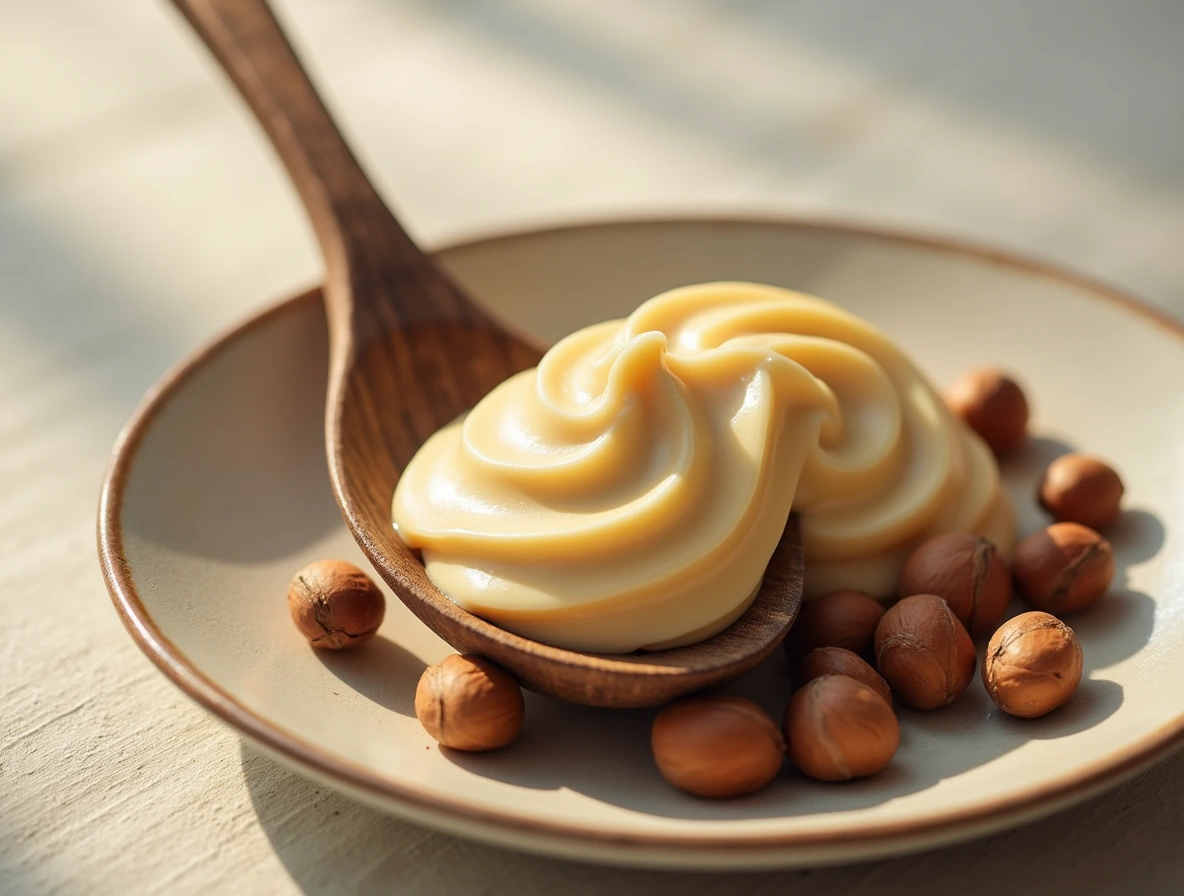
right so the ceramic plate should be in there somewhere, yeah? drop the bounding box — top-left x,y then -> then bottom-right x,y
100,218 -> 1184,869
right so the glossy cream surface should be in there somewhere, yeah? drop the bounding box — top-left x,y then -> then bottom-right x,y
392,282 -> 1014,652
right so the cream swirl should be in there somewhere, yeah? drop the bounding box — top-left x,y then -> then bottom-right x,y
393,282 -> 1015,653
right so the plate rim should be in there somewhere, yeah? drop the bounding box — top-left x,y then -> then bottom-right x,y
97,212 -> 1184,860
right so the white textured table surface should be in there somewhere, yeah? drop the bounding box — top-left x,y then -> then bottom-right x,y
4,1 -> 1184,893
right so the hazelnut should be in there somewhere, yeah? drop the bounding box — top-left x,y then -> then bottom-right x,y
1038,454 -> 1124,530
898,533 -> 1011,637
1013,523 -> 1114,614
874,594 -> 976,710
797,647 -> 892,707
287,559 -> 385,649
785,675 -> 899,782
415,654 -> 525,751
651,696 -> 785,798
785,589 -> 886,659
943,368 -> 1029,455
983,612 -> 1083,718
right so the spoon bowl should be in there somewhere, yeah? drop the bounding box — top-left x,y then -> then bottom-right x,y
334,324 -> 804,706
172,0 -> 803,706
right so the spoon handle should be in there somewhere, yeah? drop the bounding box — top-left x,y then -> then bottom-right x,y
171,0 -> 480,343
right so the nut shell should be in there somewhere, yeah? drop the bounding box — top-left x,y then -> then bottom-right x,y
983,612 -> 1083,718
1013,523 -> 1114,614
287,559 -> 385,649
943,368 -> 1029,455
651,696 -> 785,798
874,594 -> 977,710
797,647 -> 892,706
785,675 -> 900,782
415,654 -> 525,751
785,589 -> 886,659
1038,454 -> 1124,530
899,533 -> 1011,637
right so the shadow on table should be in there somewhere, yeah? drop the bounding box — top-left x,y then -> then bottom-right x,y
239,739 -> 1184,896
377,0 -> 1184,194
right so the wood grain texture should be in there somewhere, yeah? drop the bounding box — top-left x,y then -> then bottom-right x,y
169,0 -> 804,707
6,0 -> 1184,891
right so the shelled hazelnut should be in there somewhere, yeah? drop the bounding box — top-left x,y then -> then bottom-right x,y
1038,454 -> 1124,530
1012,523 -> 1114,614
785,675 -> 899,782
899,533 -> 1011,637
287,559 -> 385,649
651,696 -> 785,798
785,589 -> 886,659
983,612 -> 1083,718
415,654 -> 525,751
874,594 -> 976,710
797,647 -> 892,706
943,368 -> 1029,455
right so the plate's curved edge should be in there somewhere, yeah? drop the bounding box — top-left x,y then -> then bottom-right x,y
434,211 -> 1184,339
97,214 -> 1184,866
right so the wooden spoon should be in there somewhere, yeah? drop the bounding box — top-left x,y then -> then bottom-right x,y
171,0 -> 803,707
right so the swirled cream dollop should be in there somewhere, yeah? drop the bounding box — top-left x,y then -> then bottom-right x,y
393,283 -> 1015,653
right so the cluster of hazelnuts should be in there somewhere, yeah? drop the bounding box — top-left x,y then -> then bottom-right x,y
284,367 -> 1125,801
649,368 -> 1123,799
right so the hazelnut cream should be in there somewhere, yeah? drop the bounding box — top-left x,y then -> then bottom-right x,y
392,282 -> 1015,653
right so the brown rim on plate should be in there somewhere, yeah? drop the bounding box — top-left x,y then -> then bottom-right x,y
97,214 -> 1184,858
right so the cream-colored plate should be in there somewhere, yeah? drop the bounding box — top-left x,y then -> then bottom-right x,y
100,218 -> 1184,869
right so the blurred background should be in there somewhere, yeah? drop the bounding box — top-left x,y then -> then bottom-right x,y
5,1 -> 1182,377
7,0 -> 1182,510
3,1 -> 1183,892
